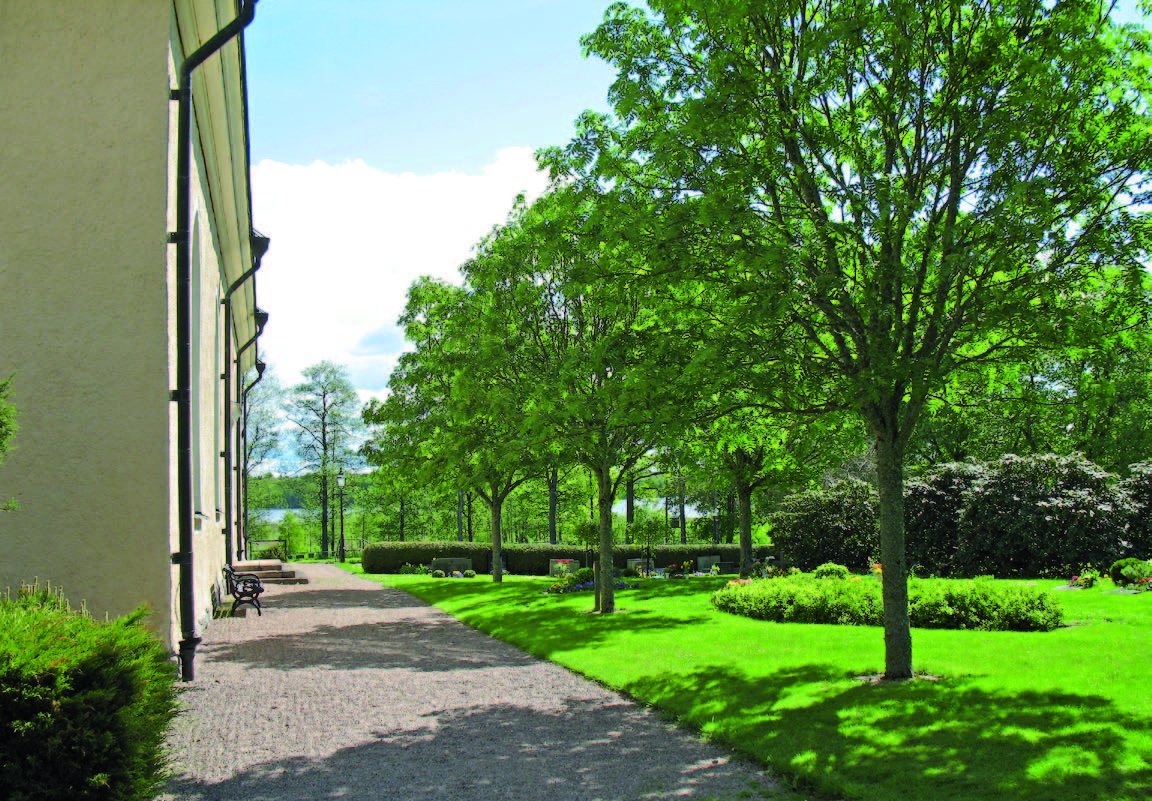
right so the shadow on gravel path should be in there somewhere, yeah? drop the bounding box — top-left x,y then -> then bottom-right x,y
161,564 -> 788,801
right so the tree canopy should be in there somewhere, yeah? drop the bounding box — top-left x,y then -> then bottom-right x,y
567,0 -> 1152,677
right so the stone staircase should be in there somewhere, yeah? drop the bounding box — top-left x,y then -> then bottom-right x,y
233,559 -> 309,585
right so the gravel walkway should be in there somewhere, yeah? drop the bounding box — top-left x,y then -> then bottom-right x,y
160,564 -> 788,801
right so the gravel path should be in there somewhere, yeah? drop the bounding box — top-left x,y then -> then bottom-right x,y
160,564 -> 788,801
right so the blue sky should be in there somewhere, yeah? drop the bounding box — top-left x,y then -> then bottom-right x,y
246,0 -> 1149,402
247,0 -> 618,173
246,0 -> 620,398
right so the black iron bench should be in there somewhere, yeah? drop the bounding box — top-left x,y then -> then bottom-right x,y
222,564 -> 264,616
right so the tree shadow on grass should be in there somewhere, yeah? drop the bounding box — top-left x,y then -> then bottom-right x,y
626,665 -> 1152,801
161,698 -> 782,801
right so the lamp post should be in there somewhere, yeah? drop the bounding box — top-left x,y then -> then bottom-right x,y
336,468 -> 346,563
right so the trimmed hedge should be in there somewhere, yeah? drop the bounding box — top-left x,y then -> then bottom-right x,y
360,541 -> 772,575
0,581 -> 178,800
711,576 -> 1064,631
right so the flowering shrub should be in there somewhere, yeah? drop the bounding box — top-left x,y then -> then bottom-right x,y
1120,462 -> 1152,556
543,580 -> 638,595
711,576 -> 1064,631
954,453 -> 1133,578
1069,568 -> 1100,588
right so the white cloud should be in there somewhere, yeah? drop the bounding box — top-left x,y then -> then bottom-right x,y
251,147 -> 549,396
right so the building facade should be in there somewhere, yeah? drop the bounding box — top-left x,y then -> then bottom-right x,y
0,0 -> 267,677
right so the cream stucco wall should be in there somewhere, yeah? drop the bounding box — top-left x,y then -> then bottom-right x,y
0,0 -> 256,654
0,1 -> 177,635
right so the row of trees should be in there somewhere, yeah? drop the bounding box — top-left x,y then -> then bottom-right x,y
362,0 -> 1152,680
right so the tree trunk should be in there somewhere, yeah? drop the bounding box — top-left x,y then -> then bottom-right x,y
399,495 -> 406,542
875,429 -> 913,679
625,475 -> 635,543
726,494 -> 736,544
548,468 -> 559,545
678,485 -> 687,545
457,489 -> 464,542
712,492 -> 720,544
596,467 -> 616,613
320,472 -> 330,558
490,491 -> 504,583
736,483 -> 753,577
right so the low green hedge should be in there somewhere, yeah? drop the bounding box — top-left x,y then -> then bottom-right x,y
360,541 -> 773,575
0,581 -> 178,800
711,576 -> 1064,632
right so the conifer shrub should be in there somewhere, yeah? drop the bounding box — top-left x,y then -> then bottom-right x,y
770,481 -> 878,571
0,581 -> 178,800
814,562 -> 851,580
1109,558 -> 1152,587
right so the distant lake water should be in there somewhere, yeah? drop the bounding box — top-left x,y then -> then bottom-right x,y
255,508 -> 299,523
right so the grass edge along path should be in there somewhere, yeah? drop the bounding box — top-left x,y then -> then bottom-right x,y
346,566 -> 1152,801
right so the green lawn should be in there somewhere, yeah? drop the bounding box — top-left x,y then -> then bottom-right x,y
346,566 -> 1152,801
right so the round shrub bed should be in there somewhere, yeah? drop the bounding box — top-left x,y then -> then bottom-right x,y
711,576 -> 1064,631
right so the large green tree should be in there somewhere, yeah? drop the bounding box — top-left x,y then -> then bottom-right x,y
362,278 -> 547,580
578,0 -> 1152,677
284,361 -> 360,558
465,188 -> 705,611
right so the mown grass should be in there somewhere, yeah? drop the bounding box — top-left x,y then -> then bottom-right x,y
347,566 -> 1152,801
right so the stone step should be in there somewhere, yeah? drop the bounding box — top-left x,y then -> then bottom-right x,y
231,560 -> 310,586
233,559 -> 282,573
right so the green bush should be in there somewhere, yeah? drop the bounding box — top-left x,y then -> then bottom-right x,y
431,569 -> 445,578
570,567 -> 595,585
770,481 -> 878,571
1109,558 -> 1152,587
955,453 -> 1133,578
462,570 -> 476,578
1120,461 -> 1152,556
712,576 -> 1064,631
814,562 -> 851,580
904,461 -> 986,576
0,581 -> 178,800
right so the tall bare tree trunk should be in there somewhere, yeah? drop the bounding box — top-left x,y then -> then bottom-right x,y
548,468 -> 559,545
736,484 -> 753,577
490,491 -> 504,583
596,467 -> 616,613
875,428 -> 912,679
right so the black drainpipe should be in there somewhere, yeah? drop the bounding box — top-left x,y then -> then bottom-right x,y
222,233 -> 270,568
170,0 -> 260,683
